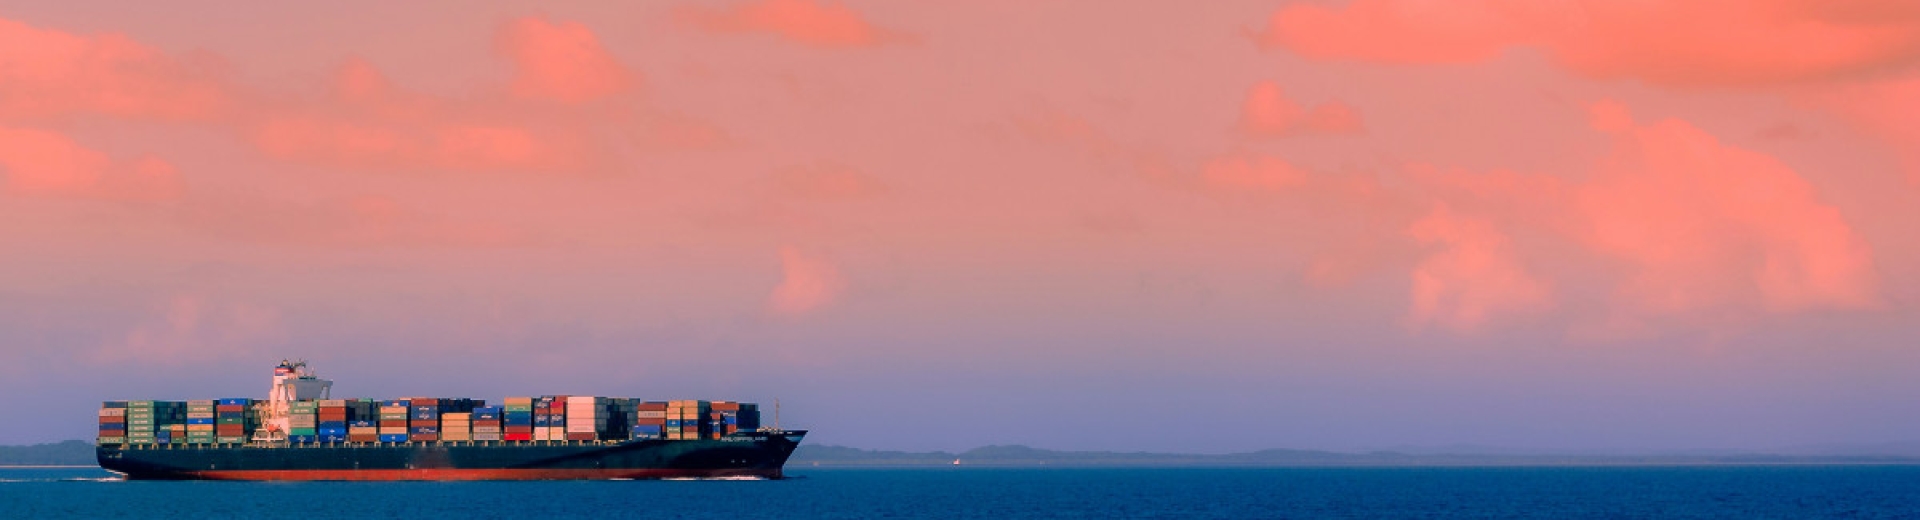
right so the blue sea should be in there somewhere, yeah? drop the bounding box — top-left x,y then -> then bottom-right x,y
2,465 -> 1916,518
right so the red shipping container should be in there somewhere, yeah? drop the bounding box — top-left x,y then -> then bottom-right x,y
564,433 -> 597,441
380,420 -> 408,428
712,402 -> 740,412
504,433 -> 532,441
99,416 -> 126,424
638,402 -> 667,411
409,433 -> 439,442
216,405 -> 244,413
505,425 -> 533,434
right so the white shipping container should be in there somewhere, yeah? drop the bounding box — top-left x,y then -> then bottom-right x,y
635,411 -> 666,419
98,408 -> 126,417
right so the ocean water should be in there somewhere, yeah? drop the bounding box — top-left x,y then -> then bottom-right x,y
1,465 -> 1916,518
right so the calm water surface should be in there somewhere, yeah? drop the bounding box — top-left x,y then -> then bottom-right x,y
1,465 -> 1915,518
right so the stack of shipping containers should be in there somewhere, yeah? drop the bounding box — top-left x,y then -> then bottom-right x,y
126,401 -> 185,445
185,400 -> 215,445
442,412 -> 471,442
666,400 -> 710,440
472,406 -> 502,442
348,400 -> 377,442
607,399 -> 637,441
533,396 -> 559,441
287,400 -> 317,443
563,396 -> 604,441
712,402 -> 760,436
503,398 -> 533,441
215,398 -> 250,444
377,400 -> 409,443
317,400 -> 348,443
97,402 -> 126,445
632,401 -> 666,440
408,398 -> 440,442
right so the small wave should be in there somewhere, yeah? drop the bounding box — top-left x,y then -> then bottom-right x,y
661,476 -> 767,481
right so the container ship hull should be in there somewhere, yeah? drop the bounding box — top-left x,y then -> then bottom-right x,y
97,432 -> 805,481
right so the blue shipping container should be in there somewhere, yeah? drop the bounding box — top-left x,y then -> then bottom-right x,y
217,398 -> 249,406
381,400 -> 409,408
349,420 -> 376,428
288,435 -> 317,444
378,434 -> 409,443
186,417 -> 214,425
318,434 -> 346,443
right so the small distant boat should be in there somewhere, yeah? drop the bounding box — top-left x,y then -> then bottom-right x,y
952,459 -> 961,465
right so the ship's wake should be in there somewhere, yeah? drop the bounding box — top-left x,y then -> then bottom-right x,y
659,476 -> 768,481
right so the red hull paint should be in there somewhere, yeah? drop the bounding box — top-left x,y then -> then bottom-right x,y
183,467 -> 782,481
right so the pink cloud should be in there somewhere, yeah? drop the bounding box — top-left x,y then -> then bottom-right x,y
1406,203 -> 1552,332
768,245 -> 845,316
1200,153 -> 1312,192
0,17 -> 225,120
248,58 -> 583,172
1259,0 -> 1920,86
90,295 -> 283,366
496,16 -> 634,104
773,162 -> 888,200
0,126 -> 182,201
1239,80 -> 1365,136
1259,0 -> 1546,64
1575,101 -> 1880,314
182,194 -> 533,249
1397,101 -> 1881,334
1817,76 -> 1920,184
677,0 -> 911,48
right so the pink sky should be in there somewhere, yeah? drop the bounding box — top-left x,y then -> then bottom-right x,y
3,1 -> 1917,453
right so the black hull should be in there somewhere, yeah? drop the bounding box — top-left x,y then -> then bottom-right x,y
97,431 -> 805,481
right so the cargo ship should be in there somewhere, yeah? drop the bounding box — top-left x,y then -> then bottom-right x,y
95,361 -> 805,481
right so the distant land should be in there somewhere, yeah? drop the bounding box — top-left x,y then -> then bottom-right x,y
7,441 -> 1919,467
0,441 -> 95,466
